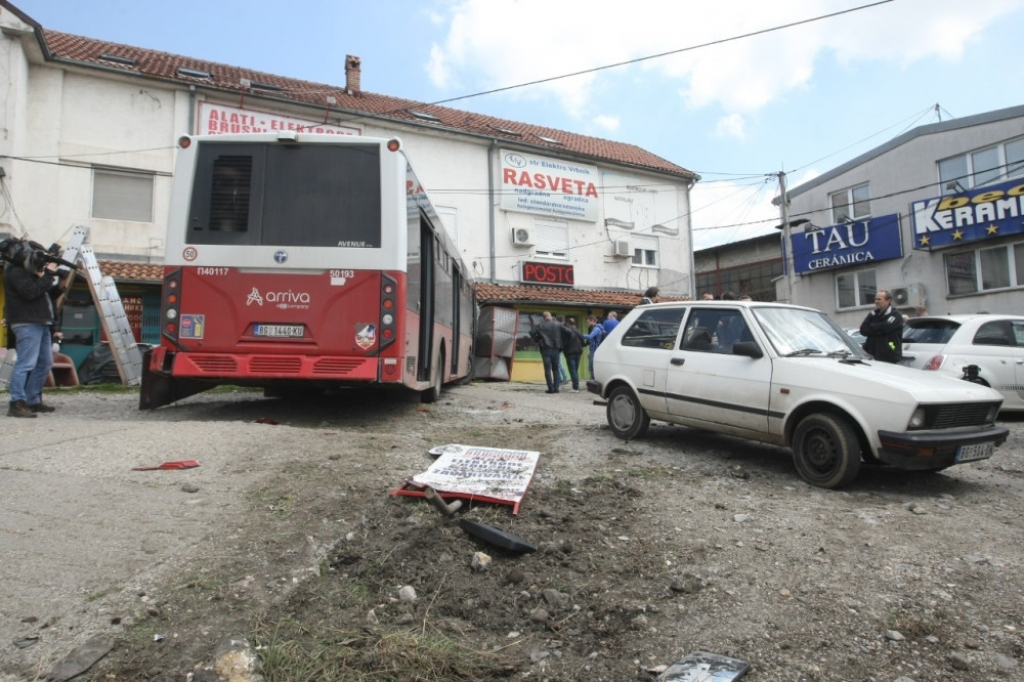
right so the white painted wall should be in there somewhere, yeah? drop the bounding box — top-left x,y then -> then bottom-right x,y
0,22 -> 694,296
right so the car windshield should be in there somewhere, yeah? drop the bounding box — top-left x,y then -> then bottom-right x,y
904,319 -> 960,344
753,307 -> 865,357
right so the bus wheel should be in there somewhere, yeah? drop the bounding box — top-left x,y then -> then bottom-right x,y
421,349 -> 445,403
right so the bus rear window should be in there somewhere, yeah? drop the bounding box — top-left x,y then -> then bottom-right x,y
187,142 -> 382,248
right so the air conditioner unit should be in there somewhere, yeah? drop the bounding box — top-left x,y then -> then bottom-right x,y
512,228 -> 533,246
613,239 -> 632,257
891,282 -> 926,309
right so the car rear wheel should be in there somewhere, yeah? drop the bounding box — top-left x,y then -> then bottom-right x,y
606,386 -> 650,440
792,413 -> 861,489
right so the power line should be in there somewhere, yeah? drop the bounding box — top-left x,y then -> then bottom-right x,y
427,1 -> 894,108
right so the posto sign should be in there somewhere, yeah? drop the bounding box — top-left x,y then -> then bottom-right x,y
522,261 -> 574,286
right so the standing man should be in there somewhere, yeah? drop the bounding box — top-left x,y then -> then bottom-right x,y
859,290 -> 903,363
602,311 -> 619,335
4,255 -> 64,417
585,315 -> 604,377
560,317 -> 585,392
530,311 -> 564,394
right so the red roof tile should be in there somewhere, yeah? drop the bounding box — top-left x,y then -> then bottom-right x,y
39,29 -> 697,180
476,282 -> 689,308
98,260 -> 163,284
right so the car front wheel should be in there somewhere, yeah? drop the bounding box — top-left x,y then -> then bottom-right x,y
606,386 -> 650,440
792,413 -> 861,489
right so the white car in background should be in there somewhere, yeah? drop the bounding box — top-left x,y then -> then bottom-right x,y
900,314 -> 1024,412
588,301 -> 1009,489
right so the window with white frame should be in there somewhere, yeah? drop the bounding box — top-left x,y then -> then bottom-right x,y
944,241 -> 1024,295
835,268 -> 877,308
829,183 -> 870,224
938,136 -> 1024,193
533,217 -> 569,259
92,168 -> 154,222
631,234 -> 658,267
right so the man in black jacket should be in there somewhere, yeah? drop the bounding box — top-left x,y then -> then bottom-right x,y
4,257 -> 64,417
530,311 -> 564,394
859,289 -> 903,363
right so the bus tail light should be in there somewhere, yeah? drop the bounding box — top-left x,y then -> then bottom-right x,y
380,274 -> 397,351
162,268 -> 183,342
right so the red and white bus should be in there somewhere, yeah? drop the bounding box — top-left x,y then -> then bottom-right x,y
140,132 -> 476,408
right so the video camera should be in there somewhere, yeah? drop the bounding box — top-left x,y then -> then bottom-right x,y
0,236 -> 77,272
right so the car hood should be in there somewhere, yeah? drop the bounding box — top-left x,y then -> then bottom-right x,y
773,356 -> 1003,404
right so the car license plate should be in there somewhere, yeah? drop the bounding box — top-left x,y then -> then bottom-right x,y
956,442 -> 994,463
254,324 -> 304,338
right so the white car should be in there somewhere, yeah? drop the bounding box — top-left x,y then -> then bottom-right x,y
900,314 -> 1024,412
587,301 -> 1009,489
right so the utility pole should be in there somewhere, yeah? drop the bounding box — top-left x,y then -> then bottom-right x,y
776,170 -> 796,303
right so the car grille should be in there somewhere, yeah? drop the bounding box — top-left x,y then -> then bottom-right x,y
925,403 -> 997,429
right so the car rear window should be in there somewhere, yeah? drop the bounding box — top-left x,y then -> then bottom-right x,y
622,308 -> 686,349
904,320 -> 959,344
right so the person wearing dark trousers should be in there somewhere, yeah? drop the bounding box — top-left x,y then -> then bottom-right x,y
530,311 -> 564,393
560,317 -> 586,392
859,289 -> 903,363
4,258 -> 64,417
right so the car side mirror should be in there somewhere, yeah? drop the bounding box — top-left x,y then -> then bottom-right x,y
732,341 -> 763,358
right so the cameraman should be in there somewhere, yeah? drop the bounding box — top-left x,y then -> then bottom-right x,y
4,255 -> 64,417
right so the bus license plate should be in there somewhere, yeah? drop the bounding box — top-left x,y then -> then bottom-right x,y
254,324 -> 304,338
956,442 -> 993,463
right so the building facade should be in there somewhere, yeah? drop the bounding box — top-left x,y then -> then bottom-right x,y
0,1 -> 698,380
694,233 -> 782,301
779,105 -> 1024,328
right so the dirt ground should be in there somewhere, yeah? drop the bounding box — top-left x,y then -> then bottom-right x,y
2,381 -> 1023,681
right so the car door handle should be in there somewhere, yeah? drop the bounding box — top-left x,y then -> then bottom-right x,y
671,358 -> 685,366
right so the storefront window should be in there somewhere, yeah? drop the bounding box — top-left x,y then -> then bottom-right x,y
945,242 -> 1024,295
980,246 -> 1010,290
945,251 -> 977,295
836,269 -> 876,308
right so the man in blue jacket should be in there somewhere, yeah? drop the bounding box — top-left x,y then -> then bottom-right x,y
585,315 -> 604,377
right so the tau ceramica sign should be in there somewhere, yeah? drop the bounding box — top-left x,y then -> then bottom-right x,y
500,150 -> 599,222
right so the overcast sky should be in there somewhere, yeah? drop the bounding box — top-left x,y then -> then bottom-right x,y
17,0 -> 1024,248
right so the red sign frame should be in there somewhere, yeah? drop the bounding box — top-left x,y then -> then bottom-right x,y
521,261 -> 574,287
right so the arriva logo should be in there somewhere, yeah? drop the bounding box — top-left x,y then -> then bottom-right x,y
246,287 -> 312,308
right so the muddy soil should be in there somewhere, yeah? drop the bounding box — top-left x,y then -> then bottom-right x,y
1,382 -> 1022,681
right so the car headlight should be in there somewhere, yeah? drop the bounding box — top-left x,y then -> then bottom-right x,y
908,407 -> 927,429
986,405 -> 999,423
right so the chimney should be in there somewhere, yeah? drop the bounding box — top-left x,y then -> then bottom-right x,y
345,55 -> 361,95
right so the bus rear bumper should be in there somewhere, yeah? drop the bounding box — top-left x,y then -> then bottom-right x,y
155,348 -> 388,382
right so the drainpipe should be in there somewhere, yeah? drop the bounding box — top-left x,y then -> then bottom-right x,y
188,85 -> 196,133
487,140 -> 498,282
